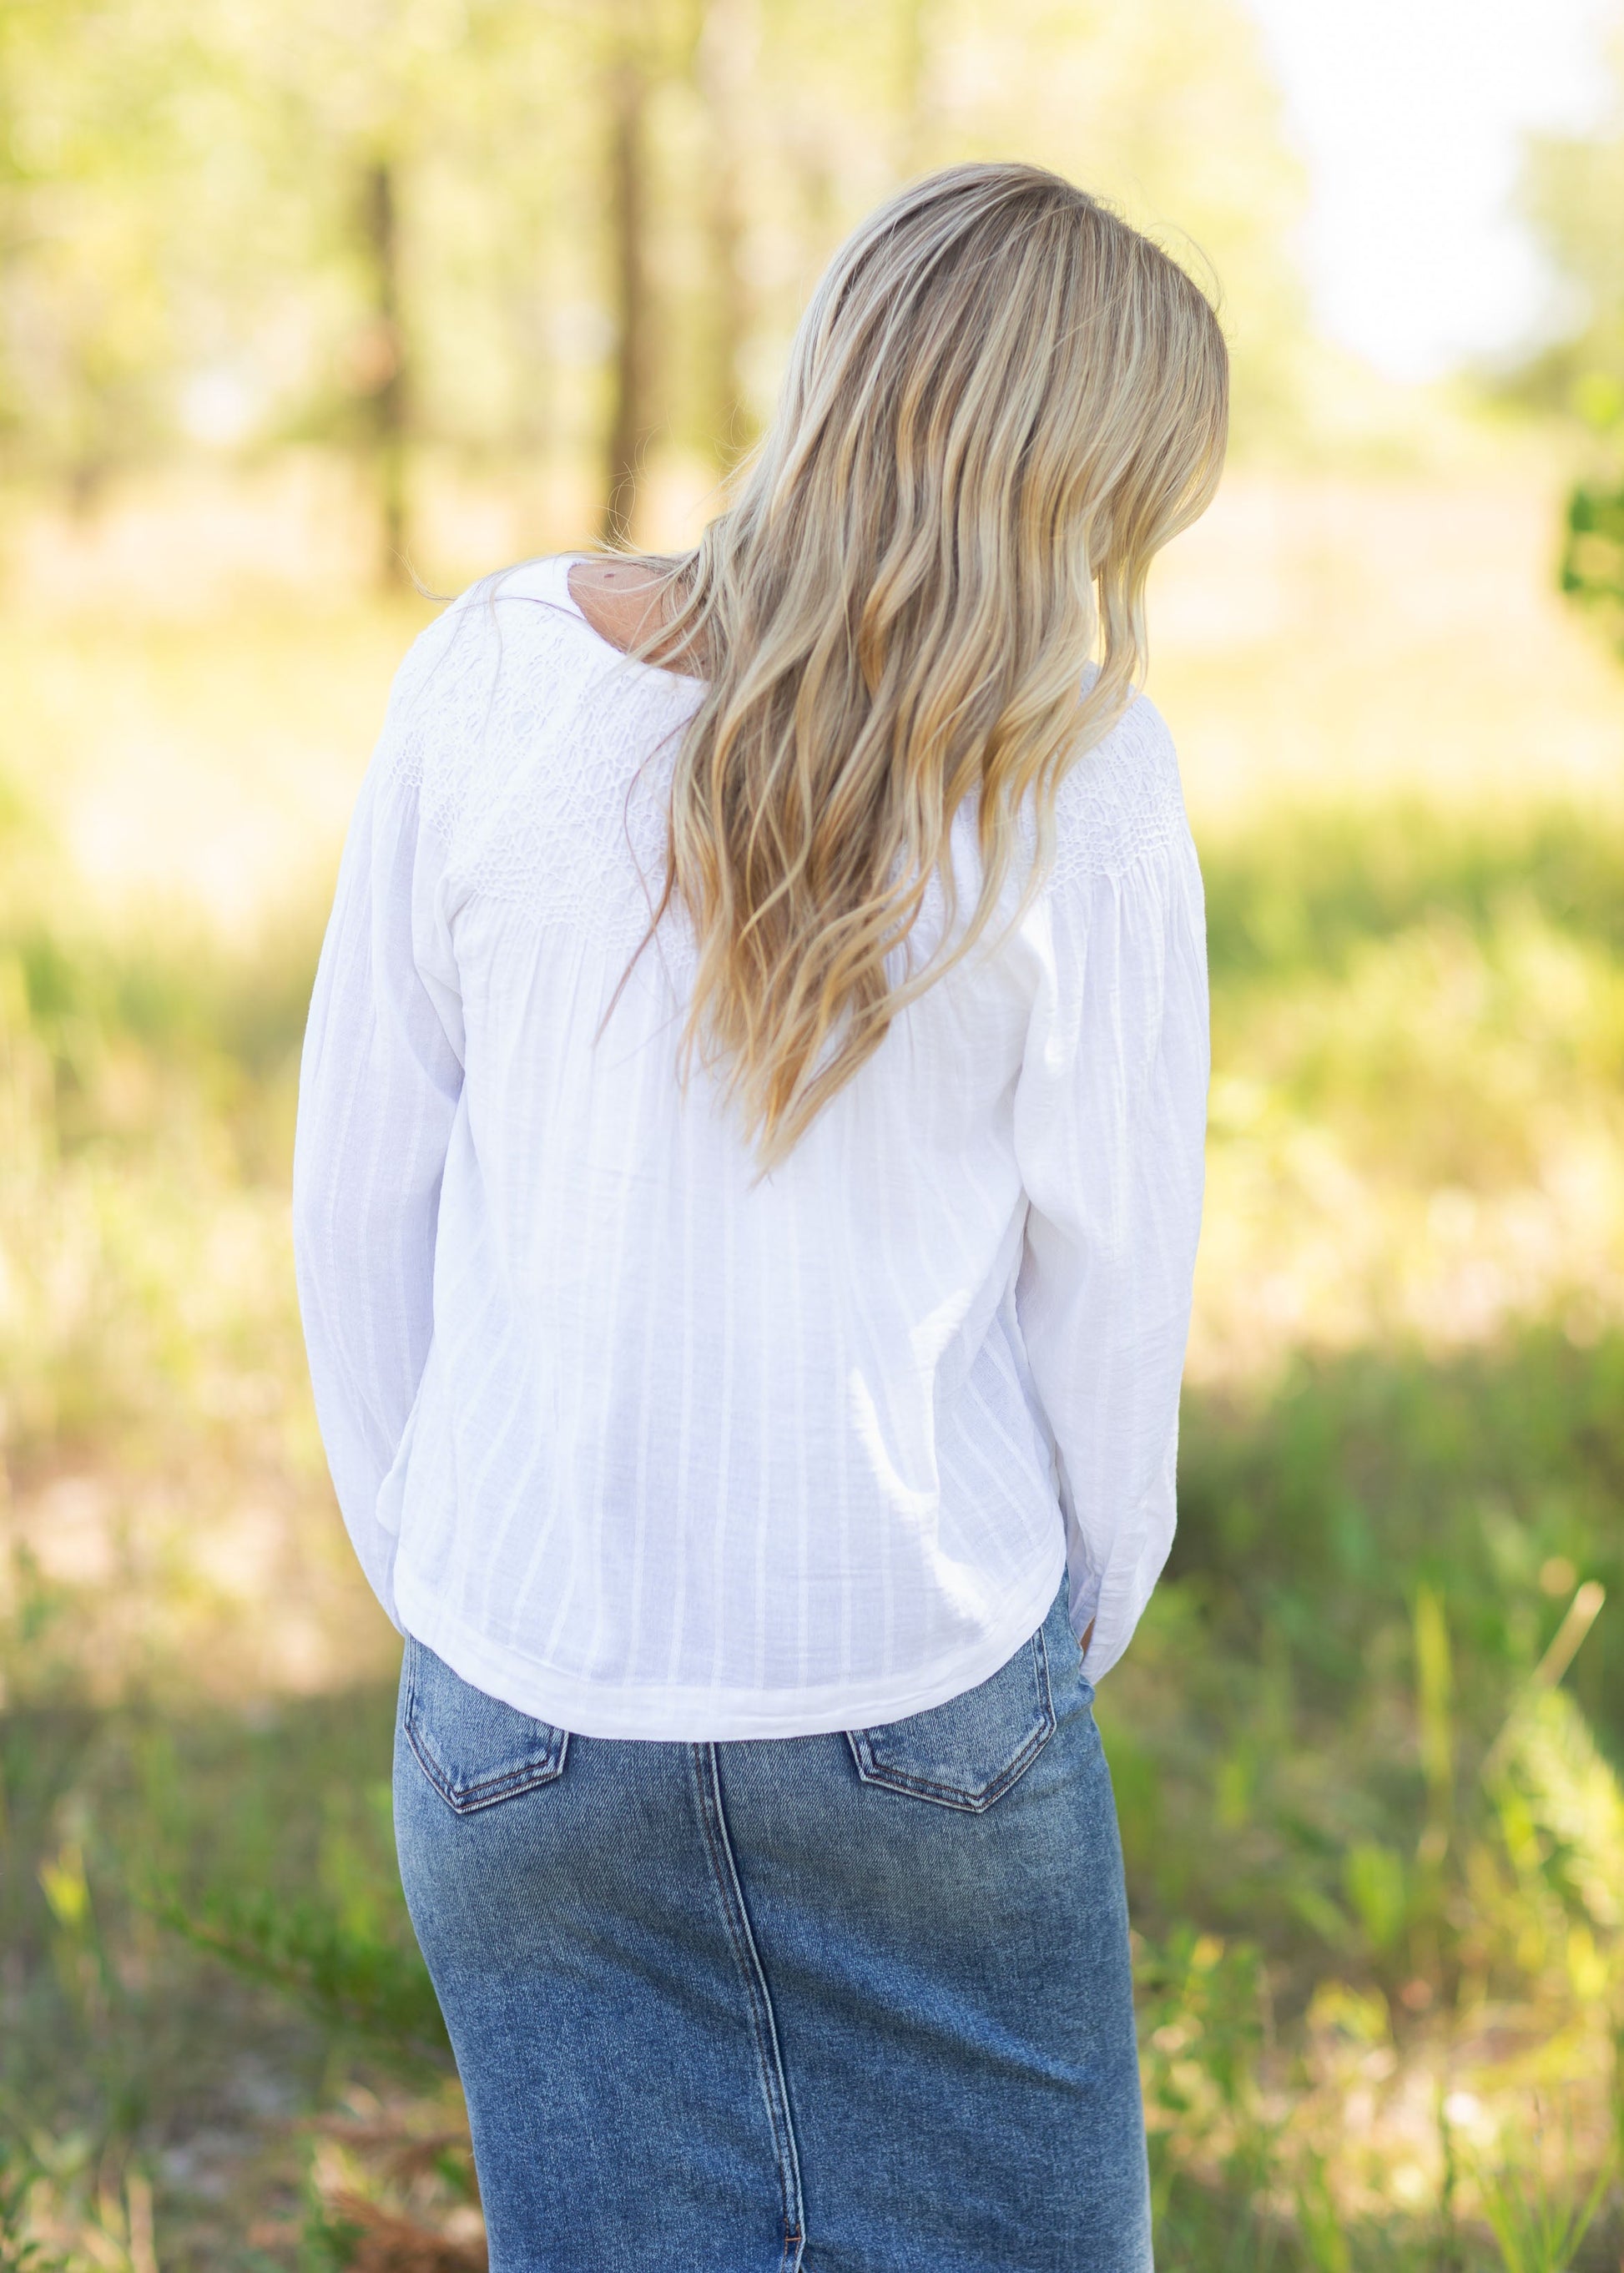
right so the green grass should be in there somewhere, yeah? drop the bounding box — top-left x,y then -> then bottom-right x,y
1203,802 -> 1624,982
7,1329 -> 1620,2265
3,688 -> 1624,2261
0,1686 -> 412,2270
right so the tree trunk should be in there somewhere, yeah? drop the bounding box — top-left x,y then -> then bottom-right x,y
603,58 -> 654,545
699,0 -> 755,468
362,157 -> 410,587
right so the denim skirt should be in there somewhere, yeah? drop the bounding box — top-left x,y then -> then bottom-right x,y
392,1580 -> 1151,2273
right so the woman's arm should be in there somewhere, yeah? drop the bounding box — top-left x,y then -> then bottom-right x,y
291,628 -> 467,1627
1012,762 -> 1210,1682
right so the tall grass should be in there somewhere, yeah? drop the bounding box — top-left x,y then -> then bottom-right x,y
3,461 -> 1623,2266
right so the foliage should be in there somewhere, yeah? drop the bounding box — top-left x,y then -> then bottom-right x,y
3,764 -> 1623,2261
1514,8 -> 1624,653
0,0 -> 1307,547
1516,9 -> 1624,427
2,339 -> 1624,2265
1474,2120 -> 1614,2273
1202,803 -> 1624,981
1561,475 -> 1624,652
0,4 -> 1618,2264
0,2138 -> 66,2273
148,1883 -> 450,2075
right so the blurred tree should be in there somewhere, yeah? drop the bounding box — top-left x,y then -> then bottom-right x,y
361,156 -> 411,578
0,0 -> 199,501
1520,12 -> 1624,425
697,0 -> 758,470
590,0 -> 710,540
744,0 -> 1306,448
931,0 -> 1308,441
1517,9 -> 1624,647
0,0 -> 1309,558
205,0 -> 511,587
603,34 -> 656,542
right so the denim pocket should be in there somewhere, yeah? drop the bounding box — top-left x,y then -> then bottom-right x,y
402,1633 -> 570,1815
845,1621 -> 1056,1813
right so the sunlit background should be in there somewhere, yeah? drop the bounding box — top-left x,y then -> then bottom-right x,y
2,3 -> 1623,2267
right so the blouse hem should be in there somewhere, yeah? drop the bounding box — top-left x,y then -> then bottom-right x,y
391,1544 -> 1067,1742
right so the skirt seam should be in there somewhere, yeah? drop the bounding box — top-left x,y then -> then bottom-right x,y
690,1740 -> 807,2270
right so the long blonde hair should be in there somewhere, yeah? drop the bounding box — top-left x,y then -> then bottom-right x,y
627,162 -> 1228,1166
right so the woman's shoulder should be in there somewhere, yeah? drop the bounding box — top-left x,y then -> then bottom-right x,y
1046,689 -> 1191,895
383,550 -> 568,688
372,558 -> 698,886
373,557 -> 626,809
393,557 -> 590,704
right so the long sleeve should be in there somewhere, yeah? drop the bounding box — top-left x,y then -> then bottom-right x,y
1011,805 -> 1209,1685
291,629 -> 467,1628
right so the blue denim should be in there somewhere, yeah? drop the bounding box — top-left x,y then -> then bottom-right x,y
393,1580 -> 1151,2273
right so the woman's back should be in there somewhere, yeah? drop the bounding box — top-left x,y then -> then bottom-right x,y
292,552 -> 1208,1738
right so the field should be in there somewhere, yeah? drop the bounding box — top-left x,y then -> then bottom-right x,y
2,428 -> 1623,2270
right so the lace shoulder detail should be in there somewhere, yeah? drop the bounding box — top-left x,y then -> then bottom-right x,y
375,571 -> 701,946
1046,692 -> 1188,895
375,578 -> 572,820
375,590 -> 1184,940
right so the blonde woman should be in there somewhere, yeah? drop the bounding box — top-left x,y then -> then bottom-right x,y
294,163 -> 1225,2273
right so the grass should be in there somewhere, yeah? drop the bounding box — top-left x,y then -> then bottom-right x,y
0,1680 -> 456,2270
2,449 -> 1623,2267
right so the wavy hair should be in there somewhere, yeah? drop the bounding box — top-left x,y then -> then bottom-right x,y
622,161 -> 1228,1165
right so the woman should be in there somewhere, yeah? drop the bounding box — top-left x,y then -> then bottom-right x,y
293,162 -> 1225,2273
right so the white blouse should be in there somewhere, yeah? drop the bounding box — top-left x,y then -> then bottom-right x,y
292,556 -> 1209,1741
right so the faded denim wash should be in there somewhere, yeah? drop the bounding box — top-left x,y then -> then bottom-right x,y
393,1578 -> 1152,2273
